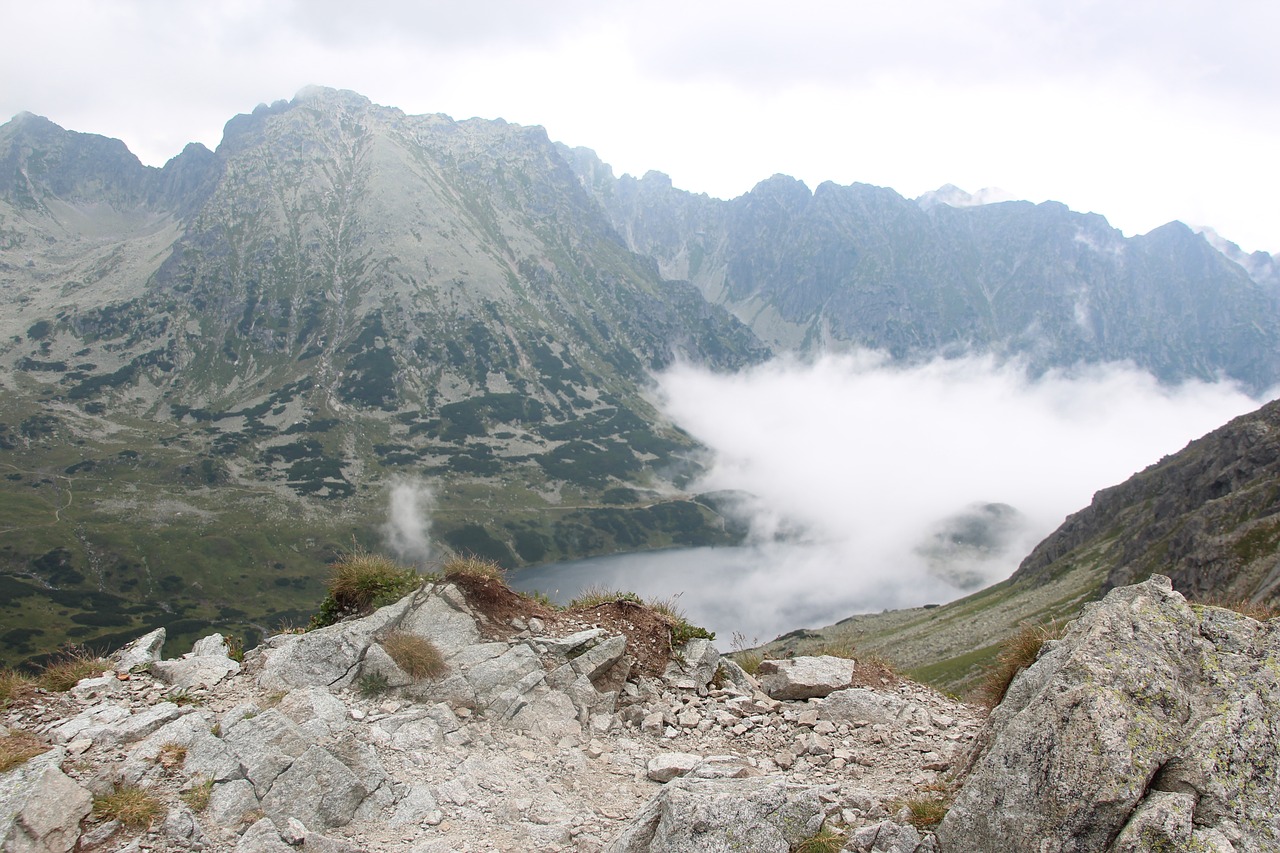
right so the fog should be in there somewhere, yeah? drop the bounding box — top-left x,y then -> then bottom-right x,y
621,352 -> 1274,641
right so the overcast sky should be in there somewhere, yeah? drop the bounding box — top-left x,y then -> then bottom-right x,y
3,1 -> 1277,252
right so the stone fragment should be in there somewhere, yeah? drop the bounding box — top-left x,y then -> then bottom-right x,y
757,656 -> 855,700
152,655 -> 240,691
260,745 -> 369,830
818,687 -> 909,726
662,638 -> 720,691
235,817 -> 295,853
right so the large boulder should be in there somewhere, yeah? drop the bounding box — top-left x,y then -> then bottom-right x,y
937,575 -> 1280,853
605,777 -> 830,853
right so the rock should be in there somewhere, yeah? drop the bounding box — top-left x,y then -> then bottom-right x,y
260,745 -> 370,830
358,643 -> 413,689
662,638 -> 721,692
256,594 -> 416,690
394,584 -> 483,657
510,692 -> 582,742
111,628 -> 166,672
390,783 -> 443,827
606,776 -> 830,852
818,687 -> 909,726
222,709 -> 311,796
757,656 -> 855,700
850,820 -> 926,852
539,628 -> 607,655
235,816 -> 295,853
207,779 -> 261,828
0,747 -> 93,853
151,655 -> 240,691
191,633 -> 232,657
278,686 -> 350,739
646,752 -> 703,782
937,575 -> 1280,853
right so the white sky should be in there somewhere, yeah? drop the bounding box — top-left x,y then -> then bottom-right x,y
2,1 -> 1278,253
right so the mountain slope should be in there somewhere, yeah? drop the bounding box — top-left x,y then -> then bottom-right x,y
563,149 -> 1280,390
763,396 -> 1280,695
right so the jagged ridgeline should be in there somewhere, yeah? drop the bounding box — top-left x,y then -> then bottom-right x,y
1,87 -> 1278,668
0,89 -> 766,666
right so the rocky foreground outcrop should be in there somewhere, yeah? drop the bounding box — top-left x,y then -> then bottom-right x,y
3,575 -> 1277,852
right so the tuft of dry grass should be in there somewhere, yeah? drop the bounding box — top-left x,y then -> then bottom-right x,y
0,730 -> 49,773
93,784 -> 164,827
381,632 -> 447,680
791,825 -> 845,853
973,621 -> 1063,708
0,669 -> 35,709
38,648 -> 108,693
900,794 -> 951,829
156,742 -> 187,770
1200,596 -> 1280,621
443,555 -> 506,581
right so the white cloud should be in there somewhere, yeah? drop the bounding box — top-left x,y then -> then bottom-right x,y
572,353 -> 1271,641
381,478 -> 435,567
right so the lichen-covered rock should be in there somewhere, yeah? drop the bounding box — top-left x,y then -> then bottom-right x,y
937,575 -> 1280,853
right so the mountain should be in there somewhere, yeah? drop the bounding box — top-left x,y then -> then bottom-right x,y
0,90 -> 765,666
763,395 -> 1280,695
562,149 -> 1280,390
1,87 -> 1277,668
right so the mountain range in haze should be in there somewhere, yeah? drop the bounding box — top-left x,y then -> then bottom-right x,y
0,87 -> 1276,666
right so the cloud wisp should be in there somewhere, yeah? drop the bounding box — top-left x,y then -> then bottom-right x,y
381,478 -> 435,567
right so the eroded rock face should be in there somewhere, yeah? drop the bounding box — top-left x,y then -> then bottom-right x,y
937,575 -> 1280,853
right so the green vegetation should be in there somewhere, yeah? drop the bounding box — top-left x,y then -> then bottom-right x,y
380,632 -> 446,680
311,551 -> 421,628
181,778 -> 213,812
0,668 -> 35,708
358,671 -> 390,698
898,792 -> 951,830
92,784 -> 164,827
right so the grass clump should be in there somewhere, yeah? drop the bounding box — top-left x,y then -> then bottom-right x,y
38,648 -> 108,692
93,784 -> 164,827
729,632 -> 765,676
648,594 -> 715,645
443,555 -> 506,581
974,621 -> 1063,708
381,632 -> 447,680
0,669 -> 35,709
568,586 -> 643,609
791,824 -> 845,853
311,550 -> 421,628
156,742 -> 187,770
181,778 -> 213,813
0,730 -> 48,772
1200,596 -> 1279,621
900,794 -> 950,829
812,641 -> 857,660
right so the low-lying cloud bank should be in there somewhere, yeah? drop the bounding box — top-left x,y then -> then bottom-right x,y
640,352 -> 1274,641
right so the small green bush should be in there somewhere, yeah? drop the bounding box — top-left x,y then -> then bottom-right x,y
568,586 -> 643,609
900,794 -> 950,829
181,778 -> 213,813
358,671 -> 390,698
442,555 -> 507,582
381,632 -> 447,680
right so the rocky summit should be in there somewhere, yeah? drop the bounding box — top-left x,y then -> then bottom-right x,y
3,571 -> 1277,852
